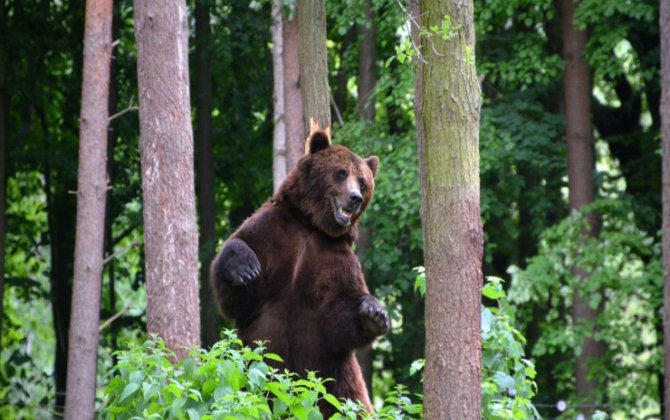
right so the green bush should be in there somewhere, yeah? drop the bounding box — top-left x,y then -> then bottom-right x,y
103,330 -> 343,419
102,331 -> 421,420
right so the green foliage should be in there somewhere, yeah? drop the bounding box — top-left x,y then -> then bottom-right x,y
475,0 -> 562,91
103,331 -> 423,419
386,14 -> 463,66
103,331 -> 344,419
481,277 -> 539,419
508,199 -> 662,415
0,172 -> 55,418
574,0 -> 656,82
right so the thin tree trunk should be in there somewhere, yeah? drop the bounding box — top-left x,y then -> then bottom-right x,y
334,27 -> 355,119
297,0 -> 330,136
561,0 -> 605,404
195,0 -> 221,348
283,11 -> 304,168
417,0 -> 483,418
0,0 -> 6,353
103,0 -> 120,357
64,0 -> 113,417
272,0 -> 288,193
134,0 -> 200,359
355,0 -> 377,396
42,125 -> 76,418
358,0 -> 376,122
660,0 -> 670,417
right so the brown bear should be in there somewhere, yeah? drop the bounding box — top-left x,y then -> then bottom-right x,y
210,129 -> 389,416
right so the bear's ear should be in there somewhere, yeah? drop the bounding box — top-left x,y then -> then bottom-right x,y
305,130 -> 331,155
364,156 -> 379,178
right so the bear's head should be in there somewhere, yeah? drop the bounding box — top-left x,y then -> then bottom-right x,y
277,130 -> 379,238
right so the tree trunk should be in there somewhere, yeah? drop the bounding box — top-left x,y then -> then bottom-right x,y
0,0 -> 6,353
134,0 -> 200,359
333,28 -> 352,120
561,0 -> 605,404
64,1 -> 113,417
274,4 -> 304,185
103,0 -> 120,357
272,0 -> 288,193
297,0 -> 330,136
660,0 -> 670,417
46,162 -> 76,418
417,0 -> 483,418
195,0 -> 221,348
358,0 -> 376,122
283,11 -> 304,169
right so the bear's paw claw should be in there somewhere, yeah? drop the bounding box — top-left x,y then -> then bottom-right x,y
359,296 -> 390,336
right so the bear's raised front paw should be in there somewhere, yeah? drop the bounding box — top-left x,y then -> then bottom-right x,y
220,239 -> 262,286
227,259 -> 261,286
359,295 -> 390,337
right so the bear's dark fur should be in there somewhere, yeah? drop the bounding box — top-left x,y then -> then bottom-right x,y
211,130 -> 389,415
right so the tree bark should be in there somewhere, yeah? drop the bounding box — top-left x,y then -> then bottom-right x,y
334,28 -> 355,120
417,0 -> 483,418
358,0 -> 376,122
134,0 -> 200,359
0,0 -> 6,353
103,0 -> 120,356
297,0 -> 330,136
64,0 -> 113,417
274,4 -> 304,186
660,0 -> 670,417
561,0 -> 605,403
272,0 -> 288,193
195,0 -> 221,348
283,11 -> 304,169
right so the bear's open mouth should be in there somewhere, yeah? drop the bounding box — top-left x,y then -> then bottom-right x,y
333,201 -> 357,227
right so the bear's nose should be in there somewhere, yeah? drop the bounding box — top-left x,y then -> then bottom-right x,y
349,191 -> 363,206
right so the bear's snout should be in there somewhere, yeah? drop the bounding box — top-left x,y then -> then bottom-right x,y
348,191 -> 362,207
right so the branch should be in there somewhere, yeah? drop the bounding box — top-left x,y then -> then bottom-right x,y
99,305 -> 130,332
395,0 -> 443,63
112,224 -> 139,247
103,239 -> 139,265
109,96 -> 138,122
329,92 -> 344,126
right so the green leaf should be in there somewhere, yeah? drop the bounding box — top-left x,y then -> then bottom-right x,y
482,283 -> 504,300
266,382 -> 291,405
409,359 -> 425,376
265,352 -> 284,362
187,408 -> 200,420
481,307 -> 494,334
493,371 -> 515,391
323,393 -> 343,412
167,383 -> 182,398
120,382 -> 140,402
202,378 -> 217,399
142,382 -> 159,401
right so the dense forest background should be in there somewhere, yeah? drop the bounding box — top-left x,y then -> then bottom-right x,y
0,0 -> 666,418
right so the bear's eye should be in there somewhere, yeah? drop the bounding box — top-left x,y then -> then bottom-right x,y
359,178 -> 367,191
335,169 -> 348,182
